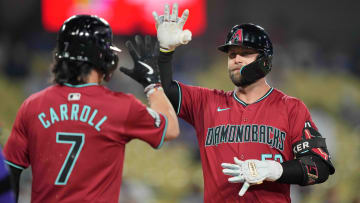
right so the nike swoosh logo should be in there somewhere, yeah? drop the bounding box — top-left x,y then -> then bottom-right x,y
138,61 -> 154,74
217,107 -> 231,112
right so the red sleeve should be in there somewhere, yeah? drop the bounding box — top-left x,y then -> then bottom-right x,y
287,98 -> 317,144
176,81 -> 207,125
3,101 -> 30,170
123,97 -> 168,149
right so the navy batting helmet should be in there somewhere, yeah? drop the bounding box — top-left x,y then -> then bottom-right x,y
55,15 -> 120,74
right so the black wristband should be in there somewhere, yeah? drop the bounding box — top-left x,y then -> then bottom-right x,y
158,51 -> 174,63
277,159 -> 304,184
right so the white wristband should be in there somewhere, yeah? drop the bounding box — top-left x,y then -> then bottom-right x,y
144,83 -> 163,97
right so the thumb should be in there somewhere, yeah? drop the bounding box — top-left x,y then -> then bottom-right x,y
180,29 -> 192,44
239,182 -> 250,196
119,67 -> 133,77
234,157 -> 243,165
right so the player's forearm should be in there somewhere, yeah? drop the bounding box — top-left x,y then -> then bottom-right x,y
9,165 -> 22,202
277,156 -> 330,185
158,51 -> 180,110
148,89 -> 180,140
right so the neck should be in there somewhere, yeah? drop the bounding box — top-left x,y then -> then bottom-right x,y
86,69 -> 103,84
235,78 -> 271,104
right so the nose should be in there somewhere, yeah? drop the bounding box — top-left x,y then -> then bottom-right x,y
234,54 -> 243,64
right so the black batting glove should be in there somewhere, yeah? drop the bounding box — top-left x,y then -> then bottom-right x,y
120,35 -> 161,88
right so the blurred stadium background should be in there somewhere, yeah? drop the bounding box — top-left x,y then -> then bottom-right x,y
1,0 -> 360,202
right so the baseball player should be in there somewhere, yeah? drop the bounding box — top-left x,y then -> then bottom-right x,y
3,15 -> 179,203
153,3 -> 335,202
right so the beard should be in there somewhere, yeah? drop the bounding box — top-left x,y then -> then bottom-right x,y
228,69 -> 252,87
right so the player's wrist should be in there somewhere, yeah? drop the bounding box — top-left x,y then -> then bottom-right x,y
144,83 -> 163,97
160,47 -> 175,53
265,160 -> 283,181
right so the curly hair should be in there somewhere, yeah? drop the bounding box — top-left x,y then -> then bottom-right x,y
51,59 -> 99,85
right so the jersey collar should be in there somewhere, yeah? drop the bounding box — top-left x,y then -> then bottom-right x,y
63,83 -> 99,88
233,87 -> 274,107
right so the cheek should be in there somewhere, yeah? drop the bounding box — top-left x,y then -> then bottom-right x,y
228,58 -> 234,67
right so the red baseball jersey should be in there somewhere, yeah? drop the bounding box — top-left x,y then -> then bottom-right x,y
4,83 -> 168,203
176,81 -> 317,203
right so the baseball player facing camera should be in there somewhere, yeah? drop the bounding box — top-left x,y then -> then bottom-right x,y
3,15 -> 179,203
153,3 -> 335,203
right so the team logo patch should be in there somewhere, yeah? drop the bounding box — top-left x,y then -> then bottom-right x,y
230,29 -> 243,44
68,93 -> 81,101
146,107 -> 161,128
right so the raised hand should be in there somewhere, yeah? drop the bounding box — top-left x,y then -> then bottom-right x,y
120,35 -> 160,89
152,3 -> 192,52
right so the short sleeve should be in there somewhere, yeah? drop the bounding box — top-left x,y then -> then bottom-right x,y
3,101 -> 30,170
288,99 -> 317,144
124,97 -> 168,149
176,81 -> 206,125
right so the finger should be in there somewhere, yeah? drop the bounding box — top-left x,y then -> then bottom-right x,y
164,4 -> 170,22
221,163 -> 240,170
222,169 -> 240,176
135,35 -> 144,57
119,66 -> 133,77
234,157 -> 243,165
152,11 -> 159,27
228,176 -> 244,183
125,40 -> 140,61
179,9 -> 189,28
144,35 -> 152,56
239,182 -> 250,196
170,3 -> 178,22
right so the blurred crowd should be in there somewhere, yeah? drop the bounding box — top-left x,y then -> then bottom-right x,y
1,0 -> 360,202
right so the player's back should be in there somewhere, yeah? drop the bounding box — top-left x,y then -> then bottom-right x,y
21,84 -> 136,203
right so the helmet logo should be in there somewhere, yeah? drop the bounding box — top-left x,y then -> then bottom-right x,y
230,29 -> 243,44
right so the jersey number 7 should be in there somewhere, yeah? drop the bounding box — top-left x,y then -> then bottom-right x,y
55,132 -> 85,185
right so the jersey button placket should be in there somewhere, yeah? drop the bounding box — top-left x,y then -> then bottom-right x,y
242,107 -> 251,123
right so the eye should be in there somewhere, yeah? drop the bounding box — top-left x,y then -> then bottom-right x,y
229,53 -> 237,59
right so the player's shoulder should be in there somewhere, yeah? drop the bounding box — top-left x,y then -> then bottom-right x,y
101,86 -> 138,101
23,85 -> 57,104
177,81 -> 231,96
271,88 -> 307,108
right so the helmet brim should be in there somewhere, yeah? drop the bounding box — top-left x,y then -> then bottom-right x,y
217,44 -> 229,53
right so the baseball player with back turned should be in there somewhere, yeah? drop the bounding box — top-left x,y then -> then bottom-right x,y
3,15 -> 179,203
152,3 -> 335,203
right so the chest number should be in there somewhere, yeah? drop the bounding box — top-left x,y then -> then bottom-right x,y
261,153 -> 283,163
55,132 -> 85,185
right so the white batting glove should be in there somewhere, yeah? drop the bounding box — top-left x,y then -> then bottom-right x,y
221,158 -> 283,196
152,3 -> 192,52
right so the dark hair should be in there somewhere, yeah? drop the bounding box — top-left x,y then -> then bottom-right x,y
51,58 -> 99,85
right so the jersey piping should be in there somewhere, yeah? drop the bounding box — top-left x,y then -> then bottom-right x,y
233,87 -> 274,106
63,83 -> 99,88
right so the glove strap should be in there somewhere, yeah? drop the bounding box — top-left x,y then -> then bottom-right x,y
160,48 -> 175,53
144,83 -> 163,97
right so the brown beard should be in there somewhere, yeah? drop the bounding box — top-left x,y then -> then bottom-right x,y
228,69 -> 252,87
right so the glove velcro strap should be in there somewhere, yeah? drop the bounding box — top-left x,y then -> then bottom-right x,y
160,48 -> 175,53
144,83 -> 163,97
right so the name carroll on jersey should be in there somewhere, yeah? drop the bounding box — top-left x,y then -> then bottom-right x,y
205,124 -> 286,151
38,103 -> 107,131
